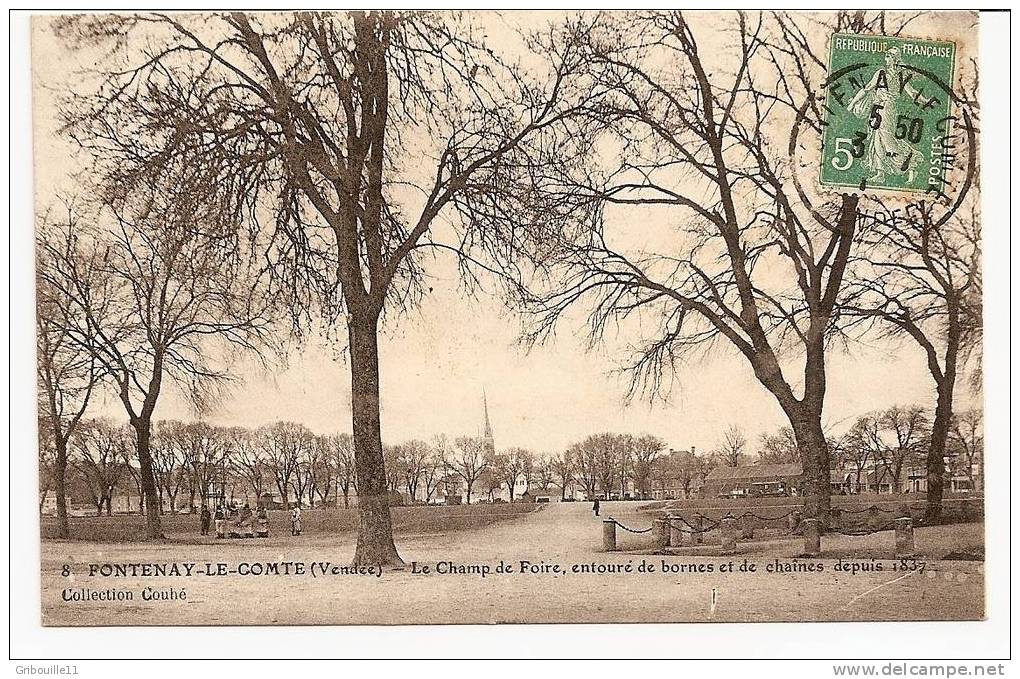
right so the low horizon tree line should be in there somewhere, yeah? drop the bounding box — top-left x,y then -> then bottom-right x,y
688,406 -> 984,495
40,404 -> 982,525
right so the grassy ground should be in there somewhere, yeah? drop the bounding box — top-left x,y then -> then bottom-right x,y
41,501 -> 983,626
41,504 -> 541,543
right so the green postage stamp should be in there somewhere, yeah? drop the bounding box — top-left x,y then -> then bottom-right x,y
820,33 -> 956,194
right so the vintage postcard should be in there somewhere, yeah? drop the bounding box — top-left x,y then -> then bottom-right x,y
32,9 -> 984,627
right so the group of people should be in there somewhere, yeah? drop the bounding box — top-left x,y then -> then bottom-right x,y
199,503 -> 304,539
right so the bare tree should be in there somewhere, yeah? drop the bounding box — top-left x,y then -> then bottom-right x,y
566,433 -> 630,499
535,454 -> 557,493
36,218 -> 102,536
181,423 -> 228,511
881,406 -> 931,493
757,427 -> 800,465
716,426 -> 748,468
520,449 -> 537,492
852,406 -> 929,493
57,10 -> 587,565
258,422 -> 312,510
847,200 -> 980,520
524,12 -> 938,521
419,438 -> 448,504
567,439 -> 599,500
73,418 -> 131,516
398,440 -> 431,504
291,437 -> 321,509
38,424 -> 57,515
631,434 -> 665,498
329,433 -> 358,509
949,408 -> 983,493
310,435 -> 336,507
382,445 -> 405,499
448,436 -> 490,505
837,425 -> 873,494
121,446 -> 146,515
228,426 -> 269,502
549,450 -> 575,500
479,467 -> 502,503
675,450 -> 710,499
615,435 -> 634,500
493,447 -> 530,503
151,420 -> 192,514
37,189 -> 274,539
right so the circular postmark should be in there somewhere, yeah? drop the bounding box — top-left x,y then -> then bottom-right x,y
789,32 -> 976,229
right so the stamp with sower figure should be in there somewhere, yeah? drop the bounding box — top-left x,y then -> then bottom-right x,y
821,33 -> 956,195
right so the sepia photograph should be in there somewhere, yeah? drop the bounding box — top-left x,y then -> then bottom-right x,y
17,6 -> 1005,650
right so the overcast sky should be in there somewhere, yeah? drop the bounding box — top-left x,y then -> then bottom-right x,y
32,12 -> 980,455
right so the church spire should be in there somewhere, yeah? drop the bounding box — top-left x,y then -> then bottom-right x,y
482,388 -> 494,453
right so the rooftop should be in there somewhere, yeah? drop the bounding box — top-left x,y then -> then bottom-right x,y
704,463 -> 802,481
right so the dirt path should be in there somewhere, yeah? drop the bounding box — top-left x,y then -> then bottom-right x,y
41,501 -> 983,626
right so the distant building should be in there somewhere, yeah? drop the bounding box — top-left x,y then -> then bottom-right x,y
529,485 -> 563,503
40,495 -> 71,516
650,476 -> 696,500
833,455 -> 979,495
702,463 -> 803,498
650,446 -> 704,500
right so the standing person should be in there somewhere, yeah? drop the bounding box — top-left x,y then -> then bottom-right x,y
214,504 -> 226,539
199,505 -> 211,536
238,502 -> 253,538
291,505 -> 302,536
593,496 -> 601,517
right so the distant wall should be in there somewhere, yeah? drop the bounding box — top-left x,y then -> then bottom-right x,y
641,493 -> 984,522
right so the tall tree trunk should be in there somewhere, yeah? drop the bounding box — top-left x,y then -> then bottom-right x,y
132,418 -> 162,539
925,380 -> 953,524
55,437 -> 70,538
789,407 -> 831,525
349,311 -> 402,567
277,478 -> 290,510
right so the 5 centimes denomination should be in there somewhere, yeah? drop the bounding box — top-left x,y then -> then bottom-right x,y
821,33 -> 957,194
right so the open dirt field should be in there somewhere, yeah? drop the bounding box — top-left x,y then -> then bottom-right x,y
41,501 -> 983,625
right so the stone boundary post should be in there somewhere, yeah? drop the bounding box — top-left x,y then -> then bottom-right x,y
693,514 -> 704,545
788,510 -> 802,534
895,517 -> 915,558
602,519 -> 617,552
654,518 -> 669,549
740,514 -> 754,539
669,515 -> 684,548
802,518 -> 821,557
868,505 -> 882,531
720,516 -> 737,555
